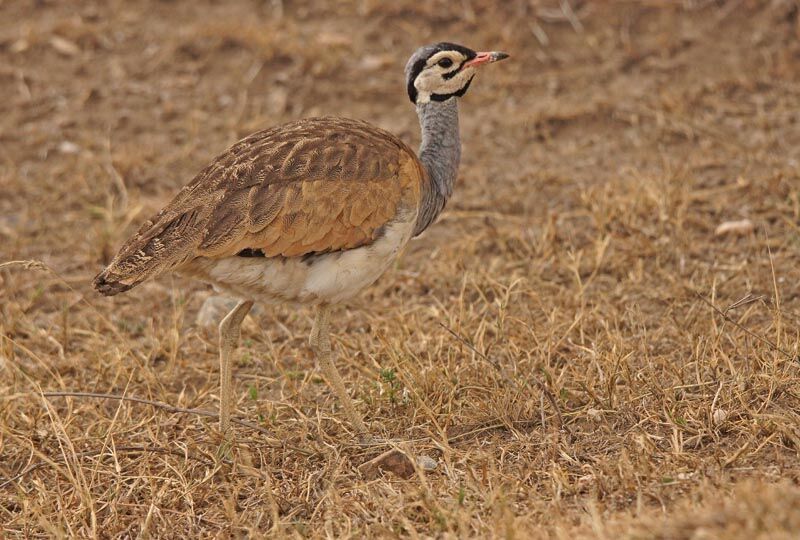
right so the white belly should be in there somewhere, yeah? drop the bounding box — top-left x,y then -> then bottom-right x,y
180,214 -> 416,305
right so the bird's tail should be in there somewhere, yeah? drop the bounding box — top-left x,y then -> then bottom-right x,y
92,268 -> 140,296
92,245 -> 163,296
92,208 -> 204,296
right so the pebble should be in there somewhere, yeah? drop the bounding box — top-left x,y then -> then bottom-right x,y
58,141 -> 80,154
196,295 -> 261,331
714,219 -> 754,237
417,455 -> 438,471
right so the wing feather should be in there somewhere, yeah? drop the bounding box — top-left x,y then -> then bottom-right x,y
93,117 -> 425,295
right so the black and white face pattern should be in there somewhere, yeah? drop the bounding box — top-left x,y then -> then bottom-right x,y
405,43 -> 478,104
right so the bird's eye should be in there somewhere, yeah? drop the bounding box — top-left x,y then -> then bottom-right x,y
437,58 -> 454,68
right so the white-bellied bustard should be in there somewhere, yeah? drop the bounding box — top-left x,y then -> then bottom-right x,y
93,43 -> 509,439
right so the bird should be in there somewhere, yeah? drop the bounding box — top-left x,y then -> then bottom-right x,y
93,42 -> 509,439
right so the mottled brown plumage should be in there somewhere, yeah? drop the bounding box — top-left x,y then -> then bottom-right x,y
94,117 -> 425,295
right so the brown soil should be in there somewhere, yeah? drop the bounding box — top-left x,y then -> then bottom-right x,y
2,0 -> 800,537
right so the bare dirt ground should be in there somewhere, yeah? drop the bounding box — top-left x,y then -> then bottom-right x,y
2,0 -> 800,537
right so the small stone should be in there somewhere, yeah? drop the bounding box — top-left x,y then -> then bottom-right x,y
10,39 -> 29,53
714,219 -> 754,237
58,141 -> 80,154
712,408 -> 728,426
266,88 -> 288,114
197,296 -> 240,328
315,32 -> 351,47
196,295 -> 261,333
195,296 -> 241,329
360,54 -> 393,71
50,36 -> 81,56
416,455 -> 438,471
358,449 -> 415,479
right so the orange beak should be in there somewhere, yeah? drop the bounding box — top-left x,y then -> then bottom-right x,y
463,51 -> 510,68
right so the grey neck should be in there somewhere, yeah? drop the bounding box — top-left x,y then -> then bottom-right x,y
413,98 -> 461,236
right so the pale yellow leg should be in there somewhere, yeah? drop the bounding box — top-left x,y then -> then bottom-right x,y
310,304 -> 369,437
218,299 -> 254,433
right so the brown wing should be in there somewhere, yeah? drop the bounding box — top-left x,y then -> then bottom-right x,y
93,117 -> 424,295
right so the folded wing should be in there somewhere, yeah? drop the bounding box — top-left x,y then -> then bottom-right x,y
93,117 -> 424,295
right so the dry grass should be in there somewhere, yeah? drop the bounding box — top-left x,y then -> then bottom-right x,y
2,0 -> 800,537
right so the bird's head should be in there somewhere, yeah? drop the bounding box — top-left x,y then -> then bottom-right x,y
405,42 -> 509,105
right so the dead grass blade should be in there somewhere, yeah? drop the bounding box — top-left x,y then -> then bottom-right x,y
39,391 -> 302,450
691,290 -> 797,362
437,321 -> 568,434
